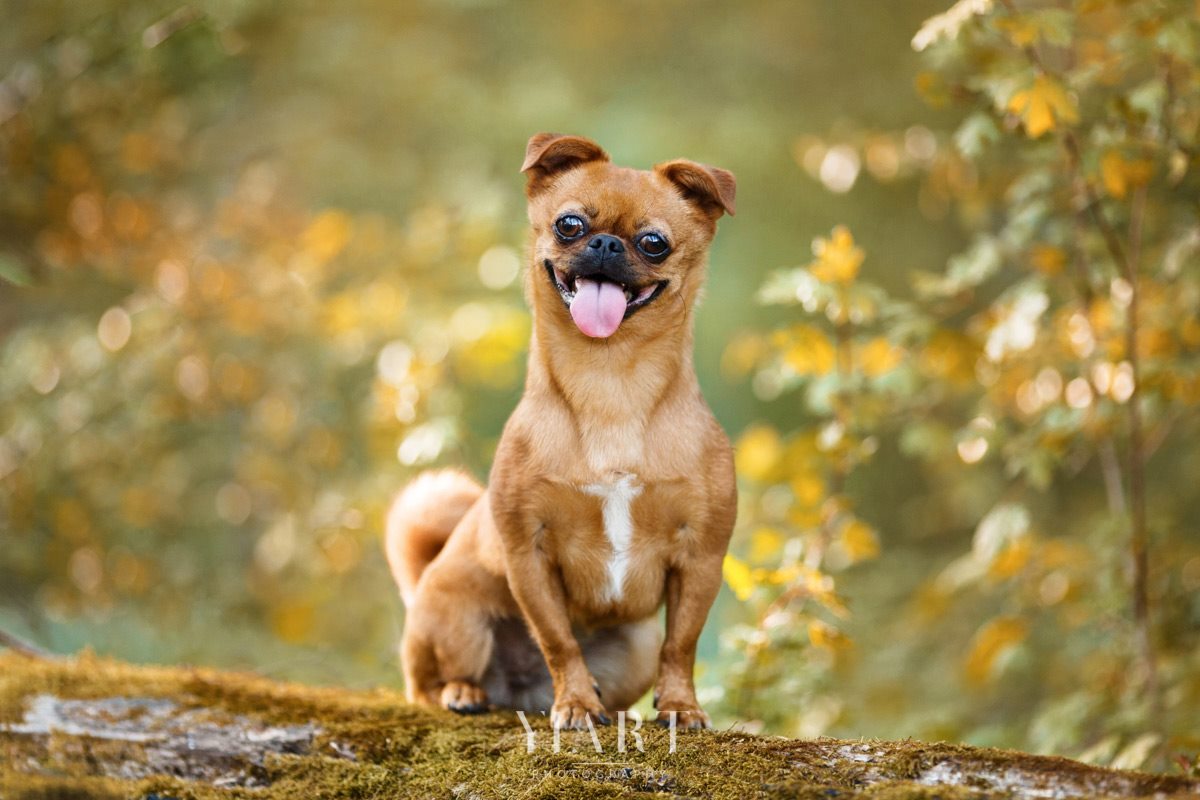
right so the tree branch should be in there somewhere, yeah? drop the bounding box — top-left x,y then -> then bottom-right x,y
0,627 -> 54,659
999,0 -> 1158,722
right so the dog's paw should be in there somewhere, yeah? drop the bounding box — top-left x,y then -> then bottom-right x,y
440,681 -> 489,714
550,693 -> 610,730
654,705 -> 711,730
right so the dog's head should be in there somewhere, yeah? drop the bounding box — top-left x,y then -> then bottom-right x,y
521,133 -> 735,340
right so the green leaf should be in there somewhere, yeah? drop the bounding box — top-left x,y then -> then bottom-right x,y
973,502 -> 1030,562
955,112 -> 1001,158
756,267 -> 822,307
804,373 -> 842,415
1128,78 -> 1165,118
914,236 -> 1002,298
1004,198 -> 1052,246
1158,17 -> 1197,62
1006,169 -> 1055,205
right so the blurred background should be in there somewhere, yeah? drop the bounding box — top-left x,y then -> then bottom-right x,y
2,0 -> 1198,771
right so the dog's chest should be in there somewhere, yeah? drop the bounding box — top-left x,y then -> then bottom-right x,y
581,475 -> 642,605
537,473 -> 698,620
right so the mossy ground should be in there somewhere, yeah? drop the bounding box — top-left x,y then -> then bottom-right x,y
1,652 -> 1195,799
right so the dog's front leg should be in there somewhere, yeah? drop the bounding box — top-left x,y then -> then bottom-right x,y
655,551 -> 725,729
505,547 -> 609,730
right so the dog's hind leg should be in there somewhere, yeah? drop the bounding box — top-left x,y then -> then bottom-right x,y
400,627 -> 443,706
402,587 -> 496,713
400,499 -> 511,714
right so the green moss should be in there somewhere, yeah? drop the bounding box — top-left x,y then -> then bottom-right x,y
1,652 -> 1196,799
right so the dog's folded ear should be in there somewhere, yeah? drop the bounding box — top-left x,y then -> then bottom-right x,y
654,160 -> 737,219
521,133 -> 609,196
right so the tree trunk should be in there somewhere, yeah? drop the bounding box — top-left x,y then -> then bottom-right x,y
0,652 -> 1195,799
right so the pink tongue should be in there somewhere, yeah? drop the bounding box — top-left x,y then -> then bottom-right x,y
569,278 -> 627,338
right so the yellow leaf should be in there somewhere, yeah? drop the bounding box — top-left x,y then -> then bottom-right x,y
1181,317 -> 1200,348
723,554 -> 756,601
783,434 -> 820,470
810,333 -> 837,375
808,619 -> 849,651
790,472 -> 827,508
1101,151 -> 1128,198
964,616 -> 1028,684
919,330 -> 979,387
815,590 -> 851,619
722,333 -> 764,379
809,226 -> 865,284
790,567 -> 851,618
303,210 -> 353,263
1100,151 -> 1153,199
1007,76 -> 1078,138
735,425 -> 782,482
749,527 -> 785,563
990,538 -> 1031,578
767,564 -> 802,585
1029,244 -> 1067,275
840,519 -> 881,563
914,70 -> 949,107
455,308 -> 531,388
788,506 -> 823,529
859,336 -> 903,377
804,567 -> 834,595
994,17 -> 1040,46
783,325 -> 836,376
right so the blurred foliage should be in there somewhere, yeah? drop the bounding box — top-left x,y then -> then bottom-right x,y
1,0 -> 1197,775
714,0 -> 1200,772
718,226 -> 917,737
0,0 -> 536,677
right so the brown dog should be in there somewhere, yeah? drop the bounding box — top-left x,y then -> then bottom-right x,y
386,133 -> 737,730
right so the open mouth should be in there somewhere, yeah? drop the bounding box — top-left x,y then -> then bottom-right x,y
544,261 -> 667,322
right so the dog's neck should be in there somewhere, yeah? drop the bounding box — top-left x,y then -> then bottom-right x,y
525,303 -> 698,476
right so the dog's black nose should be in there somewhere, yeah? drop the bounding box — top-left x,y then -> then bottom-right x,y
587,234 -> 624,255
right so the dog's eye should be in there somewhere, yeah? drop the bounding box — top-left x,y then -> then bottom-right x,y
636,232 -> 671,261
554,215 -> 587,241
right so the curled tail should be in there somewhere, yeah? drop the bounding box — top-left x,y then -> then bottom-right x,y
385,469 -> 484,606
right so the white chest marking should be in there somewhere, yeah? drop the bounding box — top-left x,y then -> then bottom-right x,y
583,474 -> 643,603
